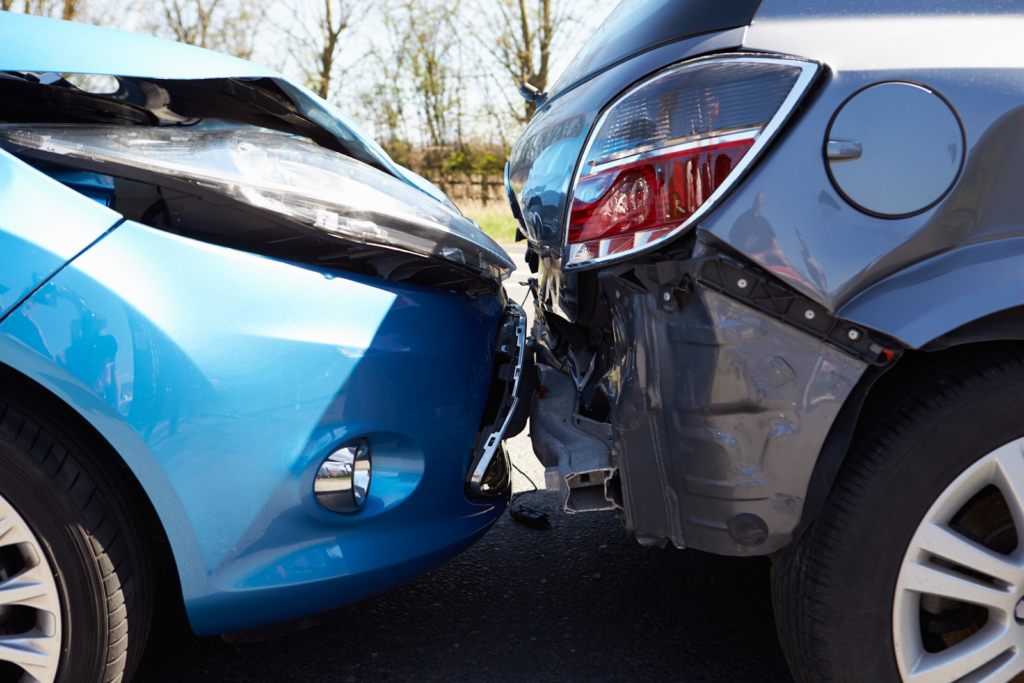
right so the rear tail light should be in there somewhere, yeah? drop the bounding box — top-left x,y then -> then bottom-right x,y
565,56 -> 818,268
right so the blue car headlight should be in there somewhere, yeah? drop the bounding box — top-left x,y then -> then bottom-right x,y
0,124 -> 513,288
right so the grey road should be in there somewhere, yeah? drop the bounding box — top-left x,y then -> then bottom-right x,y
133,432 -> 793,683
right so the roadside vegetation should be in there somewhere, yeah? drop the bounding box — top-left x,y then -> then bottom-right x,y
458,198 -> 519,244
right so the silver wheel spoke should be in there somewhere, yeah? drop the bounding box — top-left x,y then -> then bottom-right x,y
0,493 -> 61,683
901,559 -> 1014,612
907,626 -> 1019,683
0,630 -> 60,681
0,514 -> 15,543
896,438 -> 1024,682
992,445 -> 1024,534
914,521 -> 1024,588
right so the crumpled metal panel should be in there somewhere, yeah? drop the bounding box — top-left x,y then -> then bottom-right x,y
0,219 -> 508,635
0,149 -> 120,319
598,276 -> 866,555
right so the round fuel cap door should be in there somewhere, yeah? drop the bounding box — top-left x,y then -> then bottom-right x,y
825,81 -> 964,218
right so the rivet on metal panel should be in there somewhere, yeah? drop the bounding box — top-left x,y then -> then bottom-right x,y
737,278 -> 748,289
804,309 -> 816,320
847,329 -> 861,341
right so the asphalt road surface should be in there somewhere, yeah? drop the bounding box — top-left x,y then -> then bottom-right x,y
133,430 -> 794,683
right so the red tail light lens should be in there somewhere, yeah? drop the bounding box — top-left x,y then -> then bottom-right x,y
568,137 -> 754,252
564,57 -> 818,268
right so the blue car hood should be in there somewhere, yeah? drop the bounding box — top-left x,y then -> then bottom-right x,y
0,11 -> 450,207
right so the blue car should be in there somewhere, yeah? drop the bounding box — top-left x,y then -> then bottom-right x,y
0,12 -> 526,683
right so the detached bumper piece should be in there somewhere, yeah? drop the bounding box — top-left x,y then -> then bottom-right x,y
466,301 -> 529,496
532,364 -> 621,514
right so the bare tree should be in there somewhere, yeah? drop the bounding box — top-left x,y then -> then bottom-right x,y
20,0 -> 85,21
361,0 -> 463,150
474,0 -> 577,122
286,0 -> 363,100
147,0 -> 264,60
390,0 -> 463,147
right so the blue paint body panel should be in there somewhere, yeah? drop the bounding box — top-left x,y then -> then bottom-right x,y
0,219 -> 507,635
0,11 -> 276,79
0,149 -> 120,318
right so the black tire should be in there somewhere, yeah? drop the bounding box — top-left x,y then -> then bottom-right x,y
773,346 -> 1024,683
0,382 -> 153,683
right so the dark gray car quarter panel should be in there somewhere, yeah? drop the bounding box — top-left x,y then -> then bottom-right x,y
522,9 -> 1024,555
711,14 -> 1024,316
604,276 -> 865,554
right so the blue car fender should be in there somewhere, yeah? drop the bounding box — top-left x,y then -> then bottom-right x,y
0,150 -> 120,318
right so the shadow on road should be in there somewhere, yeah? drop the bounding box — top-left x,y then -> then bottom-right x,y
134,491 -> 793,683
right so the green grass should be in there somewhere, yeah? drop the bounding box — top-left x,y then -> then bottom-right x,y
458,199 -> 520,244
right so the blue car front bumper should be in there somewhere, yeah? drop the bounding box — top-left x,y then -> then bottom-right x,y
0,215 -> 510,635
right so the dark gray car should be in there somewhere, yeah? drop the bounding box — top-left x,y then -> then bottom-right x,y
507,1 -> 1024,681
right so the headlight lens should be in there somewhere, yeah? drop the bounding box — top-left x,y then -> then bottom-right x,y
0,125 -> 513,286
565,56 -> 818,268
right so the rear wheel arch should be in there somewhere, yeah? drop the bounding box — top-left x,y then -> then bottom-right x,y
782,339 -> 1024,569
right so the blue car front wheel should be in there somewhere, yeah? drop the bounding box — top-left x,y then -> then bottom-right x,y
0,382 -> 154,683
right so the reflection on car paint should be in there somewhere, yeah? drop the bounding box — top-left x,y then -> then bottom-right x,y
0,150 -> 120,319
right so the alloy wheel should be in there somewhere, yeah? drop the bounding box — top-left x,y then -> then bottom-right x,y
0,492 -> 61,683
894,437 -> 1024,683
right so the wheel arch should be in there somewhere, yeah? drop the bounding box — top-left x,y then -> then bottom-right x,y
0,335 -> 203,614
838,237 -> 1024,350
779,338 -> 1024,571
776,237 -> 1024,566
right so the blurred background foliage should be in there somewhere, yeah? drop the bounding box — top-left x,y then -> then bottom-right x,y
1,0 -> 609,240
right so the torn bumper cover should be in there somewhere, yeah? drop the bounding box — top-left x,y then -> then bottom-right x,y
531,253 -> 886,555
466,301 -> 530,496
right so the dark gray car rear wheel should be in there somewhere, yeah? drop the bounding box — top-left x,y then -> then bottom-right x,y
0,386 -> 153,683
774,347 -> 1024,683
